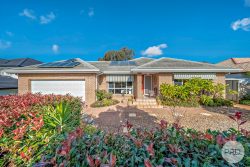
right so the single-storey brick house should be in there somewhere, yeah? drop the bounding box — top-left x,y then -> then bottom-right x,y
6,57 -> 240,105
217,58 -> 250,101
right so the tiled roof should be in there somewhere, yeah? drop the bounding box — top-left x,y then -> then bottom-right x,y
133,57 -> 235,70
232,58 -> 250,64
89,61 -> 135,73
130,57 -> 154,66
6,57 -> 241,74
0,76 -> 17,89
89,57 -> 154,73
217,58 -> 250,72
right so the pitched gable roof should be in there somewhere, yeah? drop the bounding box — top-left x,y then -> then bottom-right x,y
232,58 -> 250,64
89,57 -> 154,74
5,58 -> 100,73
6,57 -> 241,74
130,57 -> 154,66
89,61 -> 136,74
217,58 -> 250,72
132,57 -> 241,72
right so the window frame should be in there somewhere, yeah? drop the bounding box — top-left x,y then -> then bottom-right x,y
108,81 -> 133,95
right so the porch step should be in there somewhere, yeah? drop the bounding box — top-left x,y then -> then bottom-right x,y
133,98 -> 162,108
136,105 -> 163,109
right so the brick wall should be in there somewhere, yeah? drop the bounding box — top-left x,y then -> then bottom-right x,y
98,75 -> 107,90
134,74 -> 143,98
18,73 -> 97,105
157,73 -> 173,95
215,73 -> 226,85
215,73 -> 226,97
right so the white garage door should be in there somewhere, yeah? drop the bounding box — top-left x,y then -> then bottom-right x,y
31,80 -> 85,100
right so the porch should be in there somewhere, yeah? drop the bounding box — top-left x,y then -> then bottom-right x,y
134,73 -> 173,99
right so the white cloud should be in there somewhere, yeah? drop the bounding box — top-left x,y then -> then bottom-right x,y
5,31 -> 14,37
19,8 -> 36,20
40,12 -> 56,24
141,43 -> 168,56
52,44 -> 59,53
0,40 -> 11,49
245,0 -> 250,7
88,8 -> 94,17
231,17 -> 250,31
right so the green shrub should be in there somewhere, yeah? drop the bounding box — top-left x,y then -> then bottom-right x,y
200,95 -> 213,106
202,98 -> 233,107
83,124 -> 98,135
239,94 -> 250,105
96,90 -> 113,101
43,101 -> 81,134
242,93 -> 250,100
0,94 -> 82,166
39,123 -> 250,166
213,98 -> 233,107
159,78 -> 230,107
92,90 -> 119,107
91,99 -> 119,108
240,99 -> 250,105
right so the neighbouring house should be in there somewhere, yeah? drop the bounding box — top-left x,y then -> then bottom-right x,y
0,58 -> 42,95
6,57 -> 240,105
217,58 -> 250,101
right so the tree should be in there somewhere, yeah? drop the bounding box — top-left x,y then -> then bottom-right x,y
98,47 -> 134,61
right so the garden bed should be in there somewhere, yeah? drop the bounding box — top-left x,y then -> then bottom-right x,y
90,99 -> 119,108
91,90 -> 120,108
0,93 -> 82,166
38,116 -> 250,166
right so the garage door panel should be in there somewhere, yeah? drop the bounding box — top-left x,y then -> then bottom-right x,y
31,80 -> 85,100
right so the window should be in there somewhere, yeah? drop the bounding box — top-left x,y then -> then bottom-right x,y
174,79 -> 213,86
108,82 -> 133,94
174,79 -> 184,86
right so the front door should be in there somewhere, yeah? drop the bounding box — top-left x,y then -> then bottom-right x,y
144,75 -> 152,95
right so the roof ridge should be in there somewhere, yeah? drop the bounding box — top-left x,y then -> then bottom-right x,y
231,58 -> 250,64
135,57 -> 235,69
162,57 -> 228,68
134,57 -> 165,68
18,58 -> 29,67
131,57 -> 155,61
88,60 -> 111,62
75,58 -> 100,70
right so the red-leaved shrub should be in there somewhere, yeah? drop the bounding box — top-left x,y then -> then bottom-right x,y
0,93 -> 77,139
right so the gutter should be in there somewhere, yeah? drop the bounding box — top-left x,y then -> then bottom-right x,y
102,71 -> 131,74
5,69 -> 100,74
131,68 -> 242,73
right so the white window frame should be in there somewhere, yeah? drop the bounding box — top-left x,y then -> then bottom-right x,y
108,81 -> 133,95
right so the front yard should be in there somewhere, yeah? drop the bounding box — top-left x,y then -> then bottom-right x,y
1,93 -> 250,166
86,104 -> 250,132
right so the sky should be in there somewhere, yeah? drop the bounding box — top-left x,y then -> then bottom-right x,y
0,0 -> 250,63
